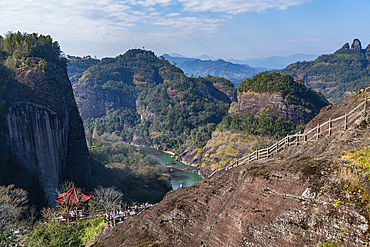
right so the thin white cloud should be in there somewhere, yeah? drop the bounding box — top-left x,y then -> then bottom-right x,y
166,12 -> 181,17
0,0 -> 224,41
125,0 -> 174,7
178,0 -> 314,14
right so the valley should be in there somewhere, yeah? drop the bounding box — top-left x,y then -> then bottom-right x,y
138,146 -> 202,190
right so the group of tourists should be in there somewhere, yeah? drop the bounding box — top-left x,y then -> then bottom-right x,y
104,202 -> 152,227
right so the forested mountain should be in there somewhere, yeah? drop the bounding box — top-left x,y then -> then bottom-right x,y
282,38 -> 370,103
237,71 -> 328,116
162,54 -> 262,82
72,49 -> 235,153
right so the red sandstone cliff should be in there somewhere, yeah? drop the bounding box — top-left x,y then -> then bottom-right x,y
237,91 -> 320,125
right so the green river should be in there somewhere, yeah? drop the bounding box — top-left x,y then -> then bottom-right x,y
139,146 -> 203,190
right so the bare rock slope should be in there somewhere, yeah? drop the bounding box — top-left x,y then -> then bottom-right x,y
97,92 -> 370,246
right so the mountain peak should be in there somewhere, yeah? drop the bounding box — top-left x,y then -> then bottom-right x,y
351,38 -> 362,52
341,42 -> 350,50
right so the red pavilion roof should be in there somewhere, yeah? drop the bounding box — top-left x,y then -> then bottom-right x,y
55,183 -> 92,205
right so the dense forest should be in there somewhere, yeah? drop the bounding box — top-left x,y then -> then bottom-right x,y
0,31 -> 66,68
218,110 -> 304,139
282,47 -> 370,103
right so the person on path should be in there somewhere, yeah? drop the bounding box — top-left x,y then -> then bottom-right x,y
110,213 -> 114,226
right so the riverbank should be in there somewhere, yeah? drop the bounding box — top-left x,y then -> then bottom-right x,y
138,146 -> 202,190
166,165 -> 199,173
162,150 -> 175,156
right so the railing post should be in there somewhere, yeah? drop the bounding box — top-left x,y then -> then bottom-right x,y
276,141 -> 279,153
304,131 -> 307,142
365,98 -> 367,112
256,150 -> 258,160
286,134 -> 288,146
344,113 -> 347,130
329,118 -> 332,136
295,132 -> 298,146
317,124 -> 320,140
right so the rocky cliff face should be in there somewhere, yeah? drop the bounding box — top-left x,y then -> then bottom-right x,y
0,60 -> 90,206
237,91 -> 317,125
96,92 -> 370,246
351,38 -> 362,53
73,83 -> 136,120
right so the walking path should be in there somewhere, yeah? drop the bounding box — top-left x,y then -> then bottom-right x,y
208,95 -> 370,179
103,203 -> 155,227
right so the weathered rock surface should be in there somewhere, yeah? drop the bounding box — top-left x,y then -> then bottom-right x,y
237,91 -> 318,125
0,61 -> 90,206
96,93 -> 370,246
130,134 -> 148,146
351,38 -> 362,53
342,42 -> 350,50
178,148 -> 201,167
73,83 -> 136,120
136,103 -> 156,122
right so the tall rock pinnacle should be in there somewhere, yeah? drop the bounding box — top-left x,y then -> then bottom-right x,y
351,38 -> 362,52
342,43 -> 350,49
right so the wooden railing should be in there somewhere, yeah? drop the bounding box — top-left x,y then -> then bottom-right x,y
208,98 -> 368,178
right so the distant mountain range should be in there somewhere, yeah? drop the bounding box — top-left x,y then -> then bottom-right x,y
228,53 -> 319,69
162,54 -> 262,83
162,53 -> 318,83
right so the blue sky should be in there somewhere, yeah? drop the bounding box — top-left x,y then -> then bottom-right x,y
1,0 -> 370,60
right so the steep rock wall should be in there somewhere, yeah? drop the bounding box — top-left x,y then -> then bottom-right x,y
237,91 -> 315,125
0,61 -> 90,206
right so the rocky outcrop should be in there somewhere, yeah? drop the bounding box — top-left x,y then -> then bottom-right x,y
73,83 -> 136,120
136,103 -> 156,122
342,42 -> 350,49
96,93 -> 370,246
195,80 -> 232,104
237,91 -> 316,125
0,61 -> 90,207
130,134 -> 148,146
351,38 -> 362,53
